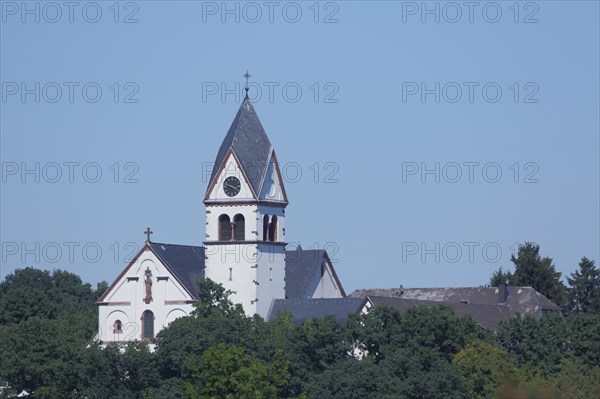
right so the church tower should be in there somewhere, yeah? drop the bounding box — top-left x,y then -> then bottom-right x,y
203,96 -> 288,317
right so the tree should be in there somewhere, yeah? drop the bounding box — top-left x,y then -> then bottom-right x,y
495,315 -> 567,375
453,340 -> 523,399
347,305 -> 486,364
0,316 -> 90,397
510,243 -> 567,306
155,279 -> 251,379
0,268 -> 99,326
387,346 -> 467,399
182,344 -> 289,399
307,358 -> 397,399
489,267 -> 514,287
567,257 -> 600,314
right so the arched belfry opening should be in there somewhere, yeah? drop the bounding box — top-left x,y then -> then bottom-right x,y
219,214 -> 232,241
263,215 -> 269,241
268,215 -> 278,242
233,214 -> 245,240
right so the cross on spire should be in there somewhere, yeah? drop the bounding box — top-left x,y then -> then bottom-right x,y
144,227 -> 153,242
243,70 -> 252,98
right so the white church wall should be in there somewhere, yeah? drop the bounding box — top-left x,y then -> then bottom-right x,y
204,243 -> 260,316
204,201 -> 287,319
98,249 -> 194,343
294,258 -> 343,300
314,261 -> 343,298
256,243 -> 286,316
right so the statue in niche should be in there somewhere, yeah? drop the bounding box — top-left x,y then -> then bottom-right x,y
143,267 -> 153,304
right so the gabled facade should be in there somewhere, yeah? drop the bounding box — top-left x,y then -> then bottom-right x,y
97,243 -> 203,343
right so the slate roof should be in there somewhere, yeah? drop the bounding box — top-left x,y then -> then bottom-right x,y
349,287 -> 561,316
140,244 -> 336,302
267,298 -> 365,324
207,98 -> 273,197
367,296 -> 515,331
148,243 -> 205,300
284,248 -> 327,300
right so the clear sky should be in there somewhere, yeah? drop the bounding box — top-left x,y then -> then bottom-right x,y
1,1 -> 599,293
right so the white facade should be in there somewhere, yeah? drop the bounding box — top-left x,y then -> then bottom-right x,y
97,248 -> 195,343
313,259 -> 343,299
204,149 -> 287,318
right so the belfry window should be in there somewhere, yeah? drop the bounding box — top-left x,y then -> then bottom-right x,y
233,214 -> 245,240
268,215 -> 277,242
263,215 -> 269,241
219,214 -> 232,241
142,310 -> 154,339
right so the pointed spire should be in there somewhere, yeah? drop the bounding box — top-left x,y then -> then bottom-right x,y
205,91 -> 273,199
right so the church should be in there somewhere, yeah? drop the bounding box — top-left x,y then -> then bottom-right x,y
97,87 -> 561,344
96,92 -> 346,343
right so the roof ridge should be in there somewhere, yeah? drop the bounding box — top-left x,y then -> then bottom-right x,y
150,242 -> 204,249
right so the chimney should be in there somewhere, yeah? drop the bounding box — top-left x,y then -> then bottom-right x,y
498,281 -> 509,304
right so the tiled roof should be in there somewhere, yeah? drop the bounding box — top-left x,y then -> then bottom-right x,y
284,248 -> 327,299
367,296 -> 515,331
349,286 -> 561,316
267,297 -> 365,324
148,242 -> 205,300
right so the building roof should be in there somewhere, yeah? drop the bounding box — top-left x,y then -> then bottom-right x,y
101,242 -> 341,303
284,247 -> 346,299
148,243 -> 206,300
267,297 -> 365,324
206,98 -> 273,197
284,248 -> 327,299
366,296 -> 515,331
349,287 -> 561,316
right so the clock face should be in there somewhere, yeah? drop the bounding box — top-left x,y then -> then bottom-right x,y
223,176 -> 241,197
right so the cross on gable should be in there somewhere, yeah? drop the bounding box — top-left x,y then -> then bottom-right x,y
144,227 -> 153,242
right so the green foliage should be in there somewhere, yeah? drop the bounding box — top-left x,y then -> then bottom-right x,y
510,243 -> 567,306
2,268 -> 600,398
567,257 -> 600,314
307,358 -> 397,399
489,267 -> 514,287
496,315 -> 567,375
347,305 -> 486,363
0,268 -> 101,326
382,346 -> 467,399
154,279 -> 251,379
453,340 -> 523,399
0,316 -> 90,398
183,344 -> 289,399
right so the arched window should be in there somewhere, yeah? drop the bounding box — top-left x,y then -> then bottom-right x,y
113,319 -> 123,334
263,215 -> 269,241
219,214 -> 231,241
233,214 -> 245,240
268,215 -> 277,242
142,310 -> 154,339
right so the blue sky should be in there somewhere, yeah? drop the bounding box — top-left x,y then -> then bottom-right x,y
1,1 -> 599,292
